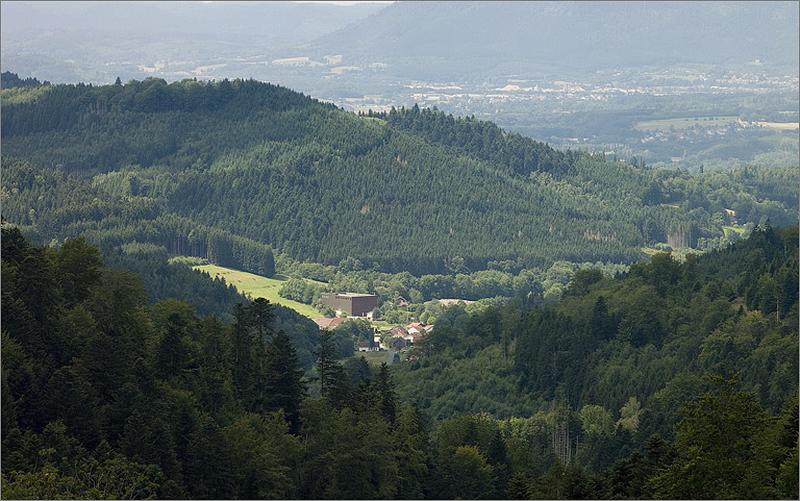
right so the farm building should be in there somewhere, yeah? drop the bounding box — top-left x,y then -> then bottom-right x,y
358,338 -> 380,352
387,323 -> 433,344
406,322 -> 433,343
320,292 -> 378,318
389,337 -> 407,351
390,326 -> 410,340
407,322 -> 433,336
314,317 -> 348,331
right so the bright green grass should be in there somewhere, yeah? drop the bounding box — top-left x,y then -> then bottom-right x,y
193,264 -> 326,319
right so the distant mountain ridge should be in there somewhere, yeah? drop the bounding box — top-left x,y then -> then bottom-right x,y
309,1 -> 800,78
0,1 -> 387,83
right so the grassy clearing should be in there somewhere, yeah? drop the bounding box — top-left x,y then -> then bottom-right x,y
635,116 -> 739,131
193,264 -> 326,319
352,350 -> 395,366
190,263 -> 393,330
722,225 -> 747,238
371,320 -> 393,332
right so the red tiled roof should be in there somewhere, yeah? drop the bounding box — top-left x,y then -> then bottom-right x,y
314,317 -> 347,330
390,326 -> 408,337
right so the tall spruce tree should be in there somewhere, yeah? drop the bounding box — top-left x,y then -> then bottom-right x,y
315,330 -> 340,397
486,428 -> 510,498
156,314 -> 188,379
263,331 -> 306,433
374,363 -> 397,424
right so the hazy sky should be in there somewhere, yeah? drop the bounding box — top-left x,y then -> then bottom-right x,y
294,1 -> 393,4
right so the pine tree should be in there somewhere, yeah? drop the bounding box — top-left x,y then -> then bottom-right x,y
589,295 -> 614,340
231,298 -> 276,410
156,314 -> 187,379
373,363 -> 397,424
326,364 -> 354,409
652,377 -> 781,499
315,331 -> 339,397
184,416 -> 236,499
486,428 -> 510,498
395,404 -> 430,498
249,298 -> 275,341
508,472 -> 531,499
263,331 -> 306,433
343,355 -> 372,387
232,303 -> 255,401
120,410 -> 157,464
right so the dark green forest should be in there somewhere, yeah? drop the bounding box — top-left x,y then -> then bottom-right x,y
2,225 -> 797,499
2,76 -> 797,275
1,73 -> 798,500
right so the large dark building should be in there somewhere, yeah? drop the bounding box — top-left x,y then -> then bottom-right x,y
320,292 -> 378,318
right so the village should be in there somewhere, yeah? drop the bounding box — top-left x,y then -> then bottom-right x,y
312,292 -> 434,356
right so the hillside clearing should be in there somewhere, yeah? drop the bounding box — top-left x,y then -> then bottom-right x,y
351,350 -> 397,366
193,264 -> 326,319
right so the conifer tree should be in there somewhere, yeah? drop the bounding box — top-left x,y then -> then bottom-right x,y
374,363 -> 397,424
508,472 -> 532,499
263,331 -> 306,433
156,314 -> 187,379
315,331 -> 339,397
395,404 -> 430,498
486,428 -> 510,497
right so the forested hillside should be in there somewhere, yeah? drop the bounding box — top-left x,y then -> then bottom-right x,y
2,226 -> 796,499
2,76 -> 796,276
392,224 -> 798,495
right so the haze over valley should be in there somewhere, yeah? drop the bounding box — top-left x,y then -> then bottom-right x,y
3,1 -> 799,166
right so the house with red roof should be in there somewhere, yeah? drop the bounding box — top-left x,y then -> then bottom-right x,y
314,317 -> 348,331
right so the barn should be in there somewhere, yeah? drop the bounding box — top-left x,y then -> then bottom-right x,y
320,292 -> 378,318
